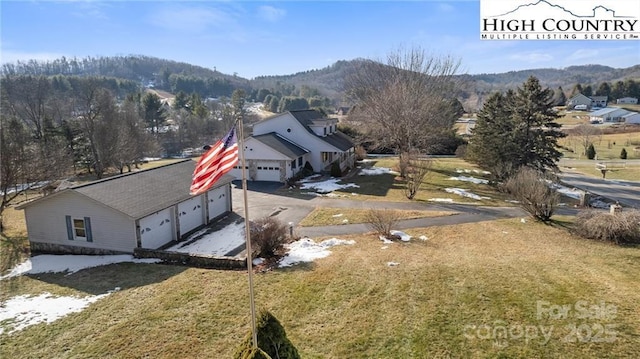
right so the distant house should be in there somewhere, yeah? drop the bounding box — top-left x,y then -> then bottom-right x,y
230,110 -> 355,182
621,112 -> 640,124
566,93 -> 592,109
336,106 -> 351,116
589,107 -> 630,123
589,96 -> 608,108
16,160 -> 233,255
616,97 -> 638,104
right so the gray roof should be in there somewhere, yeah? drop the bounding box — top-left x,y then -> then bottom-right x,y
20,160 -> 233,219
288,110 -> 355,151
590,107 -> 628,116
253,133 -> 309,159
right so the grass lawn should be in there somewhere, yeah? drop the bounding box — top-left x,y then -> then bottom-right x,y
561,131 -> 640,160
299,207 -> 456,227
2,218 -> 639,358
561,163 -> 640,182
308,157 -> 517,206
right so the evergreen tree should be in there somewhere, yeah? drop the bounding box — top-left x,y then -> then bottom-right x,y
466,77 -> 564,179
620,148 -> 627,160
173,90 -> 189,110
142,92 -> 166,134
570,83 -> 583,97
465,91 -> 518,180
587,143 -> 596,160
553,86 -> 566,106
583,84 -> 593,97
234,310 -> 300,359
596,82 -> 611,97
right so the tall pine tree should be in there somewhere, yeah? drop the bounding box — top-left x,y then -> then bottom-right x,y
467,76 -> 565,180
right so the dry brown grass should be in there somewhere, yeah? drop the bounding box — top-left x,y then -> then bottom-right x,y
299,207 -> 455,227
2,219 -> 640,358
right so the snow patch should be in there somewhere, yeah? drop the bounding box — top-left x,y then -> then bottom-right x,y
428,198 -> 454,203
279,237 -> 355,267
300,178 -> 359,194
359,167 -> 398,176
448,175 -> 489,184
1,255 -> 160,280
445,188 -> 490,200
390,230 -> 411,242
0,290 -> 118,334
167,221 -> 245,256
387,262 -> 400,267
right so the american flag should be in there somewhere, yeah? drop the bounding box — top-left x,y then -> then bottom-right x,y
190,126 -> 239,195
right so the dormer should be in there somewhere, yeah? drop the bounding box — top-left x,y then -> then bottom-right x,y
307,118 -> 339,137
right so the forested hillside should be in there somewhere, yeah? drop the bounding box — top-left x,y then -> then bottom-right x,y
4,55 -> 638,111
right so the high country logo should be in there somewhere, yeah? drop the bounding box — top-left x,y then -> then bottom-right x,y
480,0 -> 640,40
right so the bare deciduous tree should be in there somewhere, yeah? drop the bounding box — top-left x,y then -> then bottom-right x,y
346,47 -> 461,176
404,155 -> 432,200
569,124 -> 602,157
504,167 -> 559,222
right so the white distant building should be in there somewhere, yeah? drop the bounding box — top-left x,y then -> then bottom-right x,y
622,112 -> 640,124
589,107 -> 630,123
616,97 -> 638,104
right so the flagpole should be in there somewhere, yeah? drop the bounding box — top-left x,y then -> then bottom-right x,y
237,115 -> 259,349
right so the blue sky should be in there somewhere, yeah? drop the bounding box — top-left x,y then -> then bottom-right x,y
1,0 -> 638,79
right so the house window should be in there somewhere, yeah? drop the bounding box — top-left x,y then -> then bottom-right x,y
298,157 -> 303,166
65,215 -> 93,242
291,160 -> 296,169
73,219 -> 86,238
324,127 -> 327,136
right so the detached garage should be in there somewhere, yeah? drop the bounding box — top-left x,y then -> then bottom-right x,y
17,160 -> 233,255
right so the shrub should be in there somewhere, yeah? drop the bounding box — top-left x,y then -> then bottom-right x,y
586,143 -> 596,160
250,217 -> 289,259
330,160 -> 342,177
404,158 -> 431,200
620,148 -> 628,159
503,167 -> 559,222
365,208 -> 401,237
574,210 -> 640,245
234,309 -> 300,359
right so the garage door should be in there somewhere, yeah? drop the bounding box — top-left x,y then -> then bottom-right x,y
255,161 -> 281,182
178,195 -> 205,235
207,186 -> 229,221
139,208 -> 174,249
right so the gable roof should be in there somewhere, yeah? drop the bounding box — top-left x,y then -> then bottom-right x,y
589,96 -> 607,101
288,110 -> 354,151
568,93 -> 590,102
253,132 -> 309,159
18,160 -> 233,219
590,107 -> 628,117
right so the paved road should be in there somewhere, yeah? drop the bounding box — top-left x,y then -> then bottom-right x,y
558,170 -> 640,209
230,181 -> 543,238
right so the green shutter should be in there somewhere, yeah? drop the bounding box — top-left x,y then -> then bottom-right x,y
65,215 -> 74,241
84,217 -> 93,242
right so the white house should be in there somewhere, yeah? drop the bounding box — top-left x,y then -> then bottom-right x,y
567,93 -> 592,109
589,107 -> 630,123
231,110 -> 355,182
616,97 -> 638,104
621,112 -> 640,124
17,160 -> 233,255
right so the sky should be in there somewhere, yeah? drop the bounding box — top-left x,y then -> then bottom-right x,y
1,0 -> 638,79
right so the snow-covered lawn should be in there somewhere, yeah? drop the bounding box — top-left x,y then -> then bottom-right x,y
448,175 -> 489,184
0,255 -> 156,335
456,169 -> 491,175
0,291 -> 114,335
359,167 -> 398,176
0,255 -> 160,280
300,178 -> 359,194
166,221 -> 245,256
445,188 -> 490,200
548,183 -> 582,200
278,237 -> 355,267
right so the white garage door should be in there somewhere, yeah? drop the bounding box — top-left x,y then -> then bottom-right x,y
207,186 -> 229,221
139,208 -> 174,249
178,196 -> 205,235
255,161 -> 281,182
